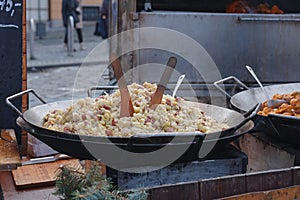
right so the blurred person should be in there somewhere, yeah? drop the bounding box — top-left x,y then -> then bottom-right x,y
94,0 -> 117,39
75,0 -> 85,50
94,0 -> 108,38
62,0 -> 79,49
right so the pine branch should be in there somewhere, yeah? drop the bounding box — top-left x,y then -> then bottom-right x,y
124,189 -> 148,200
54,162 -> 148,200
54,164 -> 85,199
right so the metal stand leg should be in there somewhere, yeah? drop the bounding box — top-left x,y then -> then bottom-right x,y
67,16 -> 75,57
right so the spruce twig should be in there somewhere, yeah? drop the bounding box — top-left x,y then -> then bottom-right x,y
54,161 -> 148,200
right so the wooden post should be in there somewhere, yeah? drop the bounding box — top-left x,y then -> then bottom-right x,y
22,0 -> 28,156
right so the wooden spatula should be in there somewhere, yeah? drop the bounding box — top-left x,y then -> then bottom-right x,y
150,57 -> 177,109
111,55 -> 134,117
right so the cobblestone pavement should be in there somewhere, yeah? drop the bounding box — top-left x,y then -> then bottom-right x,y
27,22 -> 108,69
27,23 -> 111,106
27,65 -> 110,106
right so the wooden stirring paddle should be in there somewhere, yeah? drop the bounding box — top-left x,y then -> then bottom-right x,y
150,57 -> 177,109
111,55 -> 134,117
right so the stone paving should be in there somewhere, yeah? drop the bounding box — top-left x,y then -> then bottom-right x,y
27,22 -> 108,69
27,23 -> 111,106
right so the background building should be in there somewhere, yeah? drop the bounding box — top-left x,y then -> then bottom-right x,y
26,0 -> 103,27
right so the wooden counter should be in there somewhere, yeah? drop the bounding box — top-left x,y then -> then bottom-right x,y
0,171 -> 57,200
0,130 -> 21,171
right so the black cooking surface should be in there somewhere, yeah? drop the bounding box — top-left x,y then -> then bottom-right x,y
137,0 -> 300,13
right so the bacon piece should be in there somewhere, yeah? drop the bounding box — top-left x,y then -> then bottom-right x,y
105,130 -> 113,136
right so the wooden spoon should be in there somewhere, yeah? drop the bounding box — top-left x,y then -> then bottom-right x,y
150,57 -> 177,109
111,55 -> 134,117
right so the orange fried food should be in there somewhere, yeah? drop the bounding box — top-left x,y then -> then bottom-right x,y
226,0 -> 253,13
271,5 -> 284,14
272,93 -> 283,100
290,98 -> 300,109
276,103 -> 293,114
256,3 -> 272,14
258,91 -> 300,117
226,1 -> 284,14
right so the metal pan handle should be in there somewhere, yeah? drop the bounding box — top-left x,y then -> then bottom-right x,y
232,109 -> 257,134
205,119 -> 254,143
205,104 -> 260,143
87,86 -> 118,97
243,103 -> 260,118
213,76 -> 249,98
6,89 -> 46,119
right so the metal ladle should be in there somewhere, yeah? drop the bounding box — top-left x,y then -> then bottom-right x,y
246,65 -> 289,108
172,74 -> 185,98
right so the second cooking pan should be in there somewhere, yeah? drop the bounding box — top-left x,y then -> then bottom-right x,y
214,76 -> 300,145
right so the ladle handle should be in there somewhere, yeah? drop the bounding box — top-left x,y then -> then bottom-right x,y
172,74 -> 185,98
245,65 -> 270,100
6,89 -> 47,119
111,55 -> 134,117
150,57 -> 177,108
203,104 -> 260,143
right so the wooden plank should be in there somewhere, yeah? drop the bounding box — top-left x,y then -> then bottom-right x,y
199,174 -> 246,200
21,134 -> 27,156
266,185 -> 300,200
219,192 -> 266,200
0,130 -> 21,170
293,166 -> 300,185
149,182 -> 199,200
11,159 -> 80,190
0,171 -> 57,199
221,185 -> 300,200
22,0 -> 28,156
147,167 -> 299,199
246,168 -> 293,193
22,41 -> 27,113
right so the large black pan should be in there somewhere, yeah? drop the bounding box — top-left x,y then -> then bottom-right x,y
7,89 -> 255,167
214,77 -> 300,145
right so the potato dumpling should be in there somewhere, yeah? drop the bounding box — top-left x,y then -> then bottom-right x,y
43,83 -> 229,136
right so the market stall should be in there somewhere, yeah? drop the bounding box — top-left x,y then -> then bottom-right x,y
1,0 -> 300,199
